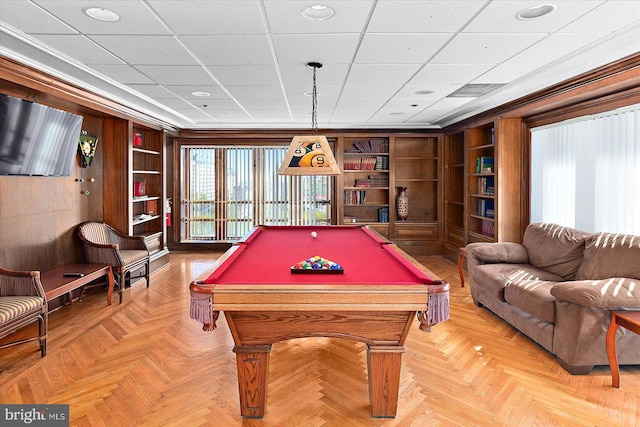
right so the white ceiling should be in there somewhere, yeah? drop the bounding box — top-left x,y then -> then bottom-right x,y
1,0 -> 639,130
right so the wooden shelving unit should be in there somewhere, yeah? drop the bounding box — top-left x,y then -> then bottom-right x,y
337,136 -> 390,237
443,131 -> 465,261
103,119 -> 169,272
390,135 -> 440,253
464,118 -> 523,244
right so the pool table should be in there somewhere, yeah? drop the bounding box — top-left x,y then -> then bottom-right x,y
189,225 -> 449,418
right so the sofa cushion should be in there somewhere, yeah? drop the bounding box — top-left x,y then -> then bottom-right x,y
523,223 -> 590,280
575,233 -> 640,280
551,278 -> 640,308
504,280 -> 557,323
472,264 -> 563,302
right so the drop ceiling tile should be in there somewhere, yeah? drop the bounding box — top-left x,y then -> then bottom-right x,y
247,110 -> 292,119
128,84 -> 178,99
409,64 -> 495,84
472,63 -> 544,84
507,32 -> 609,64
239,99 -> 288,110
347,64 -> 422,85
162,85 -> 230,100
463,1 -> 605,33
149,0 -> 266,35
88,35 -> 198,65
32,0 -> 170,35
559,1 -> 640,33
340,84 -> 403,101
90,64 -> 155,84
355,34 -> 452,64
264,1 -> 373,34
0,1 -> 76,34
134,65 -> 215,85
153,98 -> 196,109
272,34 -> 360,65
368,1 -> 486,32
179,35 -> 274,66
226,85 -> 284,100
31,35 -> 122,65
431,33 -> 545,64
207,65 -> 280,86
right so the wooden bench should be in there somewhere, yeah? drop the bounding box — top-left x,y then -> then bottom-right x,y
40,264 -> 116,306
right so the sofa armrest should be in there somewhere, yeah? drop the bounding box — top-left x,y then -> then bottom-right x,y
550,278 -> 640,308
465,242 -> 529,265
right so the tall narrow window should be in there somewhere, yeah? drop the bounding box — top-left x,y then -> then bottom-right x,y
180,145 -> 331,242
531,104 -> 640,234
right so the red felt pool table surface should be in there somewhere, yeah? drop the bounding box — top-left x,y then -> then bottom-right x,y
204,225 -> 435,286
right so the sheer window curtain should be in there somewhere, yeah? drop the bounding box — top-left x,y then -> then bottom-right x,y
531,104 -> 640,234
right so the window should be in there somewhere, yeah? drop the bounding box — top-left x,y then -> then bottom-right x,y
530,104 -> 640,234
180,145 -> 332,242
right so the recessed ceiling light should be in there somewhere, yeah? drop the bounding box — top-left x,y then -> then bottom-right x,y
301,5 -> 336,21
515,4 -> 556,20
84,7 -> 120,22
389,112 -> 405,116
191,91 -> 210,97
219,112 -> 233,117
414,90 -> 434,96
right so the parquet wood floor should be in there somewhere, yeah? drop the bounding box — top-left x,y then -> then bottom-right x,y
1,252 -> 638,426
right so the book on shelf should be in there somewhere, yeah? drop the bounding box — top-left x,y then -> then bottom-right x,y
344,190 -> 367,204
368,175 -> 389,187
480,219 -> 495,237
475,156 -> 494,173
344,157 -> 377,171
476,199 -> 495,218
477,176 -> 495,195
377,207 -> 389,223
344,216 -> 357,223
345,139 -> 389,154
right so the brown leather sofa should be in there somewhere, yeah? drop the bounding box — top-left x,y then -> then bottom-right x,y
464,223 -> 640,374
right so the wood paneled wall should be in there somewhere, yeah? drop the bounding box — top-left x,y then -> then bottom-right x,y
0,113 -> 104,271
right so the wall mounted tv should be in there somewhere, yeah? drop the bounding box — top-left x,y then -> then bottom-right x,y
0,93 -> 83,176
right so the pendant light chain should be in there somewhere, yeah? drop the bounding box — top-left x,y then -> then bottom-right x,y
311,64 -> 318,134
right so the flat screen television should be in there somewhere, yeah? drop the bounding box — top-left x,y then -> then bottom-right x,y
0,93 -> 83,176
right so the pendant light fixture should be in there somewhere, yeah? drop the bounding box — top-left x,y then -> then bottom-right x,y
278,62 -> 340,176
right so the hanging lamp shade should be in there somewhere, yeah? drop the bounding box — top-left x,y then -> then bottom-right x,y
278,62 -> 340,176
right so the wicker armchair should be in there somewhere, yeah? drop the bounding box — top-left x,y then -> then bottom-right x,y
77,221 -> 150,303
0,268 -> 48,357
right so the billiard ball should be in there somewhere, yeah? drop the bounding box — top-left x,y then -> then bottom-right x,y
311,231 -> 317,239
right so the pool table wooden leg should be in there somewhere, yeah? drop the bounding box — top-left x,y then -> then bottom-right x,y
367,345 -> 405,418
233,344 -> 272,418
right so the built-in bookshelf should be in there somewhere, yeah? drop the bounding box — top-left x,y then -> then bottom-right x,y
465,118 -> 523,243
390,135 -> 440,253
443,131 -> 465,260
340,137 -> 390,234
103,119 -> 169,271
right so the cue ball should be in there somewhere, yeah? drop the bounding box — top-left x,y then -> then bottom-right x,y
311,231 -> 317,239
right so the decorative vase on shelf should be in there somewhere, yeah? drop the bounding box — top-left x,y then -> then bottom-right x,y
396,187 -> 409,221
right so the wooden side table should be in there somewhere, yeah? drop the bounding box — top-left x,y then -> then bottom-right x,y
458,247 -> 467,288
606,310 -> 640,388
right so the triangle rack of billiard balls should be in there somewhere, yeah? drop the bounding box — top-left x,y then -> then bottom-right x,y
291,255 -> 344,274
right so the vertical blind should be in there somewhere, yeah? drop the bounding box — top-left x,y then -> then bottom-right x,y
180,145 -> 331,242
531,104 -> 640,234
